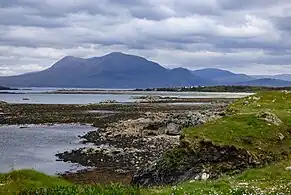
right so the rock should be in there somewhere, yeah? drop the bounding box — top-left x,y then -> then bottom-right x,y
99,100 -> 119,104
145,112 -> 152,117
136,95 -> 162,102
278,133 -> 285,141
241,136 -> 254,144
131,141 -> 258,187
115,169 -> 128,174
201,173 -> 210,181
256,111 -> 283,126
19,126 -> 28,129
166,123 -> 181,136
285,166 -> 291,171
243,101 -> 249,105
253,97 -> 260,101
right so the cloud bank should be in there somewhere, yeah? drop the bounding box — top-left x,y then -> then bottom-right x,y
1,0 -> 291,75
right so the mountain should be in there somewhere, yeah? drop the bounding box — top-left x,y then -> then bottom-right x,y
2,52 -> 291,88
237,78 -> 291,87
192,69 -> 291,87
253,74 -> 291,82
0,52 -> 211,88
192,68 -> 253,84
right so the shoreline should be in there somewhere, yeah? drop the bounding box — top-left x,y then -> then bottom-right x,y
0,100 -> 228,184
42,90 -> 253,96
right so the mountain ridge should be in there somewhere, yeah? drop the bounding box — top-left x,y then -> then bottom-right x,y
0,52 -> 210,88
1,52 -> 291,88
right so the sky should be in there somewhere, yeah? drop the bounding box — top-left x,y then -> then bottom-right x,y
1,0 -> 291,76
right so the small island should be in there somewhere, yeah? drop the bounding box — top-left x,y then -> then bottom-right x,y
0,85 -> 15,90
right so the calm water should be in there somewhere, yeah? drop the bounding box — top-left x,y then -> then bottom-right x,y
0,93 -> 137,104
0,124 -> 95,175
0,87 -> 252,104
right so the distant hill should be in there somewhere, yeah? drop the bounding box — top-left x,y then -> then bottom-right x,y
253,74 -> 291,82
192,68 -> 253,84
0,52 -> 211,88
236,78 -> 291,87
0,86 -> 14,90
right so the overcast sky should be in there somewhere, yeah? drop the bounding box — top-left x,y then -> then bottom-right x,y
1,0 -> 291,76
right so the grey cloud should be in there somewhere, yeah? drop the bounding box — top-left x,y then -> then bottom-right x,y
1,0 -> 291,75
0,7 -> 67,28
273,16 -> 291,32
219,0 -> 291,10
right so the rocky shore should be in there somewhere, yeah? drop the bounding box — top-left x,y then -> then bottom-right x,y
0,100 -> 231,184
56,109 -> 224,184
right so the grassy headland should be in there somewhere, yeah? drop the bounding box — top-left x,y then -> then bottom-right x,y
132,91 -> 291,192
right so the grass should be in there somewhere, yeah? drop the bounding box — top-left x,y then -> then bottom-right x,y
2,158 -> 291,195
183,91 -> 291,157
0,169 -> 70,195
0,170 -> 140,195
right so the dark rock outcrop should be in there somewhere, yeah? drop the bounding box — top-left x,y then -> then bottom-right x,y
131,141 -> 261,187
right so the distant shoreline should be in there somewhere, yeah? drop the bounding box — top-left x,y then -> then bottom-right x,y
0,86 -> 18,91
42,89 -> 252,95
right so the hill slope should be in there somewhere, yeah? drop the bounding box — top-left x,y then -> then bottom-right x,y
237,78 -> 291,87
192,68 -> 253,84
253,74 -> 291,82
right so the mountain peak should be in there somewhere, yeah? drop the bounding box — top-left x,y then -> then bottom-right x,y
50,55 -> 85,70
60,56 -> 80,61
105,52 -> 127,57
109,52 -> 124,55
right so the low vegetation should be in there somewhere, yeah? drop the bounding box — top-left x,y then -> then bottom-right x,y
136,86 -> 291,92
1,158 -> 291,195
0,170 -> 70,194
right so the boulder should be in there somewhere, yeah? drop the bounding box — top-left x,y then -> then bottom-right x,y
256,111 -> 283,126
166,123 -> 181,136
